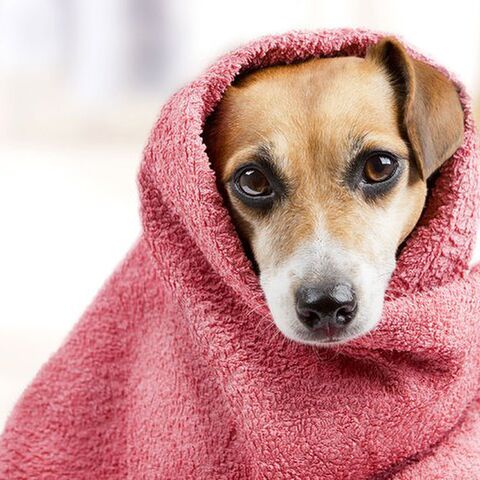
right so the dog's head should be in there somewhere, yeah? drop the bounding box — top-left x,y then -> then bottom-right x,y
205,38 -> 464,345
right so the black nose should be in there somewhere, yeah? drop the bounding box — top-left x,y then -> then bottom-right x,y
295,283 -> 357,334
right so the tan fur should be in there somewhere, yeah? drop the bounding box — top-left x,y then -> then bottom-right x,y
366,38 -> 465,180
205,42 -> 463,272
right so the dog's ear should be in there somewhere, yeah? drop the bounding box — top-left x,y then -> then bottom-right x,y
366,37 -> 464,181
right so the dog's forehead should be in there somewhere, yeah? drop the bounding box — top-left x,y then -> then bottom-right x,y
221,56 -> 403,163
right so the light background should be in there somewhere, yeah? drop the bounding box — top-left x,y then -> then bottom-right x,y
2,0 -> 480,428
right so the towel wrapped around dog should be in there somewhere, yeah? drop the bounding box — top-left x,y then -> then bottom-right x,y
1,28 -> 480,479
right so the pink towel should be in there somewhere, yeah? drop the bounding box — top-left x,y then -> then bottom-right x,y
2,28 -> 480,479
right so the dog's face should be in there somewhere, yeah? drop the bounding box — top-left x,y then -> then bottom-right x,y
205,39 -> 464,345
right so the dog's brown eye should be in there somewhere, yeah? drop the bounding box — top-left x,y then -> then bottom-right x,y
237,168 -> 273,197
363,154 -> 398,183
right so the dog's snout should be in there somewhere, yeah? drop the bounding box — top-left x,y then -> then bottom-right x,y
295,283 -> 357,334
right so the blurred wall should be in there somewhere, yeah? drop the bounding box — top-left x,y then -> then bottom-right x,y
1,0 -> 480,428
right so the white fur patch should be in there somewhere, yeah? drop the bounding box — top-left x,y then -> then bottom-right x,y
259,219 -> 394,345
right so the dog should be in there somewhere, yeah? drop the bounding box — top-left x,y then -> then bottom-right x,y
204,37 -> 464,346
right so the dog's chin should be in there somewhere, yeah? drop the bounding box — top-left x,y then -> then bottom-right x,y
265,293 -> 386,346
274,316 -> 380,346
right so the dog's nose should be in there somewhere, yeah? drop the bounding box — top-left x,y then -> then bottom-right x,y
295,283 -> 357,334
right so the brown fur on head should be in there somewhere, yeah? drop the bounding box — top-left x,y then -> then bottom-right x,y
204,37 -> 464,345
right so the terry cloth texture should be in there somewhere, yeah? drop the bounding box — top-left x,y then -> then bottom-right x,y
1,28 -> 480,479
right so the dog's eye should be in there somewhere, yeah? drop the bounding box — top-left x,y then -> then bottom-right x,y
236,168 -> 273,197
363,153 -> 398,183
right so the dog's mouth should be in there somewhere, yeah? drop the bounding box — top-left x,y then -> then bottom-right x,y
270,280 -> 387,346
260,260 -> 392,346
294,330 -> 348,345
283,313 -> 371,345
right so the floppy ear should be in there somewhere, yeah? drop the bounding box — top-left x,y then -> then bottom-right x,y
366,37 -> 464,181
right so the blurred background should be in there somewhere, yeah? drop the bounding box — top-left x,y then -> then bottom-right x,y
2,0 -> 480,428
